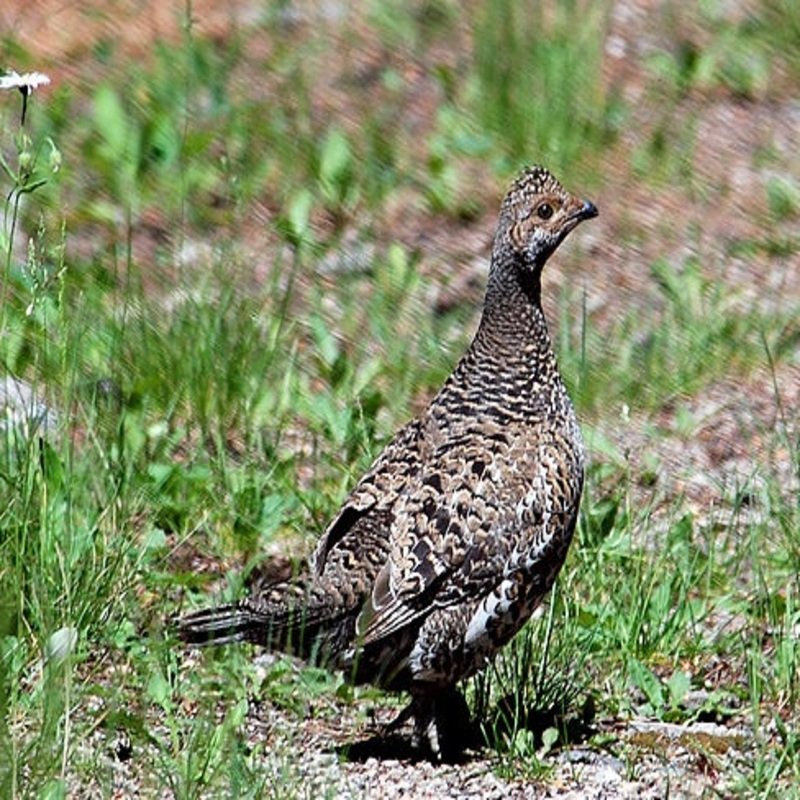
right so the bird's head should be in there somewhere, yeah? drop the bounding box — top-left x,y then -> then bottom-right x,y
494,165 -> 598,272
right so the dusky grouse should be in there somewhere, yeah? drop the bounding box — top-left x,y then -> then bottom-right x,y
177,165 -> 598,759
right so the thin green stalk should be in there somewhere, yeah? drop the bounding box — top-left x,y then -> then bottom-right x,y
535,584 -> 559,703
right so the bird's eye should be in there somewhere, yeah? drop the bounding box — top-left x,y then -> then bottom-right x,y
537,203 -> 554,220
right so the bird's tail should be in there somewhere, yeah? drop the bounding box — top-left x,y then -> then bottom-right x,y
174,604 -> 271,647
174,583 -> 356,661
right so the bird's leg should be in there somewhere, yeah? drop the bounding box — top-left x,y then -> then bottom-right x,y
379,693 -> 442,757
379,699 -> 417,738
413,700 -> 441,759
383,687 -> 471,761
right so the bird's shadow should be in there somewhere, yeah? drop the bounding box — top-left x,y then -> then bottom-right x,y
334,723 -> 484,765
335,731 -> 424,763
335,696 -> 597,765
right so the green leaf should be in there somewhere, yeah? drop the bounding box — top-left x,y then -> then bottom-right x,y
44,626 -> 78,665
147,462 -> 175,487
39,441 -> 65,489
277,189 -> 315,248
38,779 -> 67,800
142,527 -> 167,553
93,85 -> 130,163
227,698 -> 248,728
511,728 -> 536,759
147,671 -> 172,710
628,658 -> 664,714
540,726 -> 559,756
666,670 -> 691,708
318,128 -> 352,190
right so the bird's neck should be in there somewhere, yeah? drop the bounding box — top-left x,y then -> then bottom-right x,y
431,255 -> 565,425
476,254 -> 554,366
431,251 -> 564,425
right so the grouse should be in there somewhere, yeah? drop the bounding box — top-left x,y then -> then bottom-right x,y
177,165 -> 598,759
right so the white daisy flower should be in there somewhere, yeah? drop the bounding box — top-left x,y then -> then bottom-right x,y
2,70 -> 51,125
0,70 -> 51,93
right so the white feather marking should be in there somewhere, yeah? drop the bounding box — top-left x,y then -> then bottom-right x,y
464,578 -> 516,645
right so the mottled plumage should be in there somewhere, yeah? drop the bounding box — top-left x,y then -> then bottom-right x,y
177,166 -> 598,758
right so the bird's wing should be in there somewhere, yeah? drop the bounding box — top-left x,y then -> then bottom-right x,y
357,430 -> 582,646
311,416 -> 426,573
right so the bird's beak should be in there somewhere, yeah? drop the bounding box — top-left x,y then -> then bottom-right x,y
574,199 -> 598,221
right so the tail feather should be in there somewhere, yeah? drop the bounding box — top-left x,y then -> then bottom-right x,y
175,604 -> 272,646
175,576 -> 363,661
175,597 -> 353,660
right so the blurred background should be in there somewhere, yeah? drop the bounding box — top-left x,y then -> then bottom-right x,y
0,1 -> 798,796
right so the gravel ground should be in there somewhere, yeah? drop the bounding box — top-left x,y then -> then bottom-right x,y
76,695 -> 748,799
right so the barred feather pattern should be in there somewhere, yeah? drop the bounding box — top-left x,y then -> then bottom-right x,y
176,165 -> 598,755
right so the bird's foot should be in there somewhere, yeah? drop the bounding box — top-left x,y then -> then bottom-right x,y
379,700 -> 416,739
381,687 -> 472,762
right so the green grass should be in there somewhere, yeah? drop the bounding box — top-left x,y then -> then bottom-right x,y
1,1 -> 800,796
470,0 -> 621,177
645,0 -> 800,100
559,254 -> 800,413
